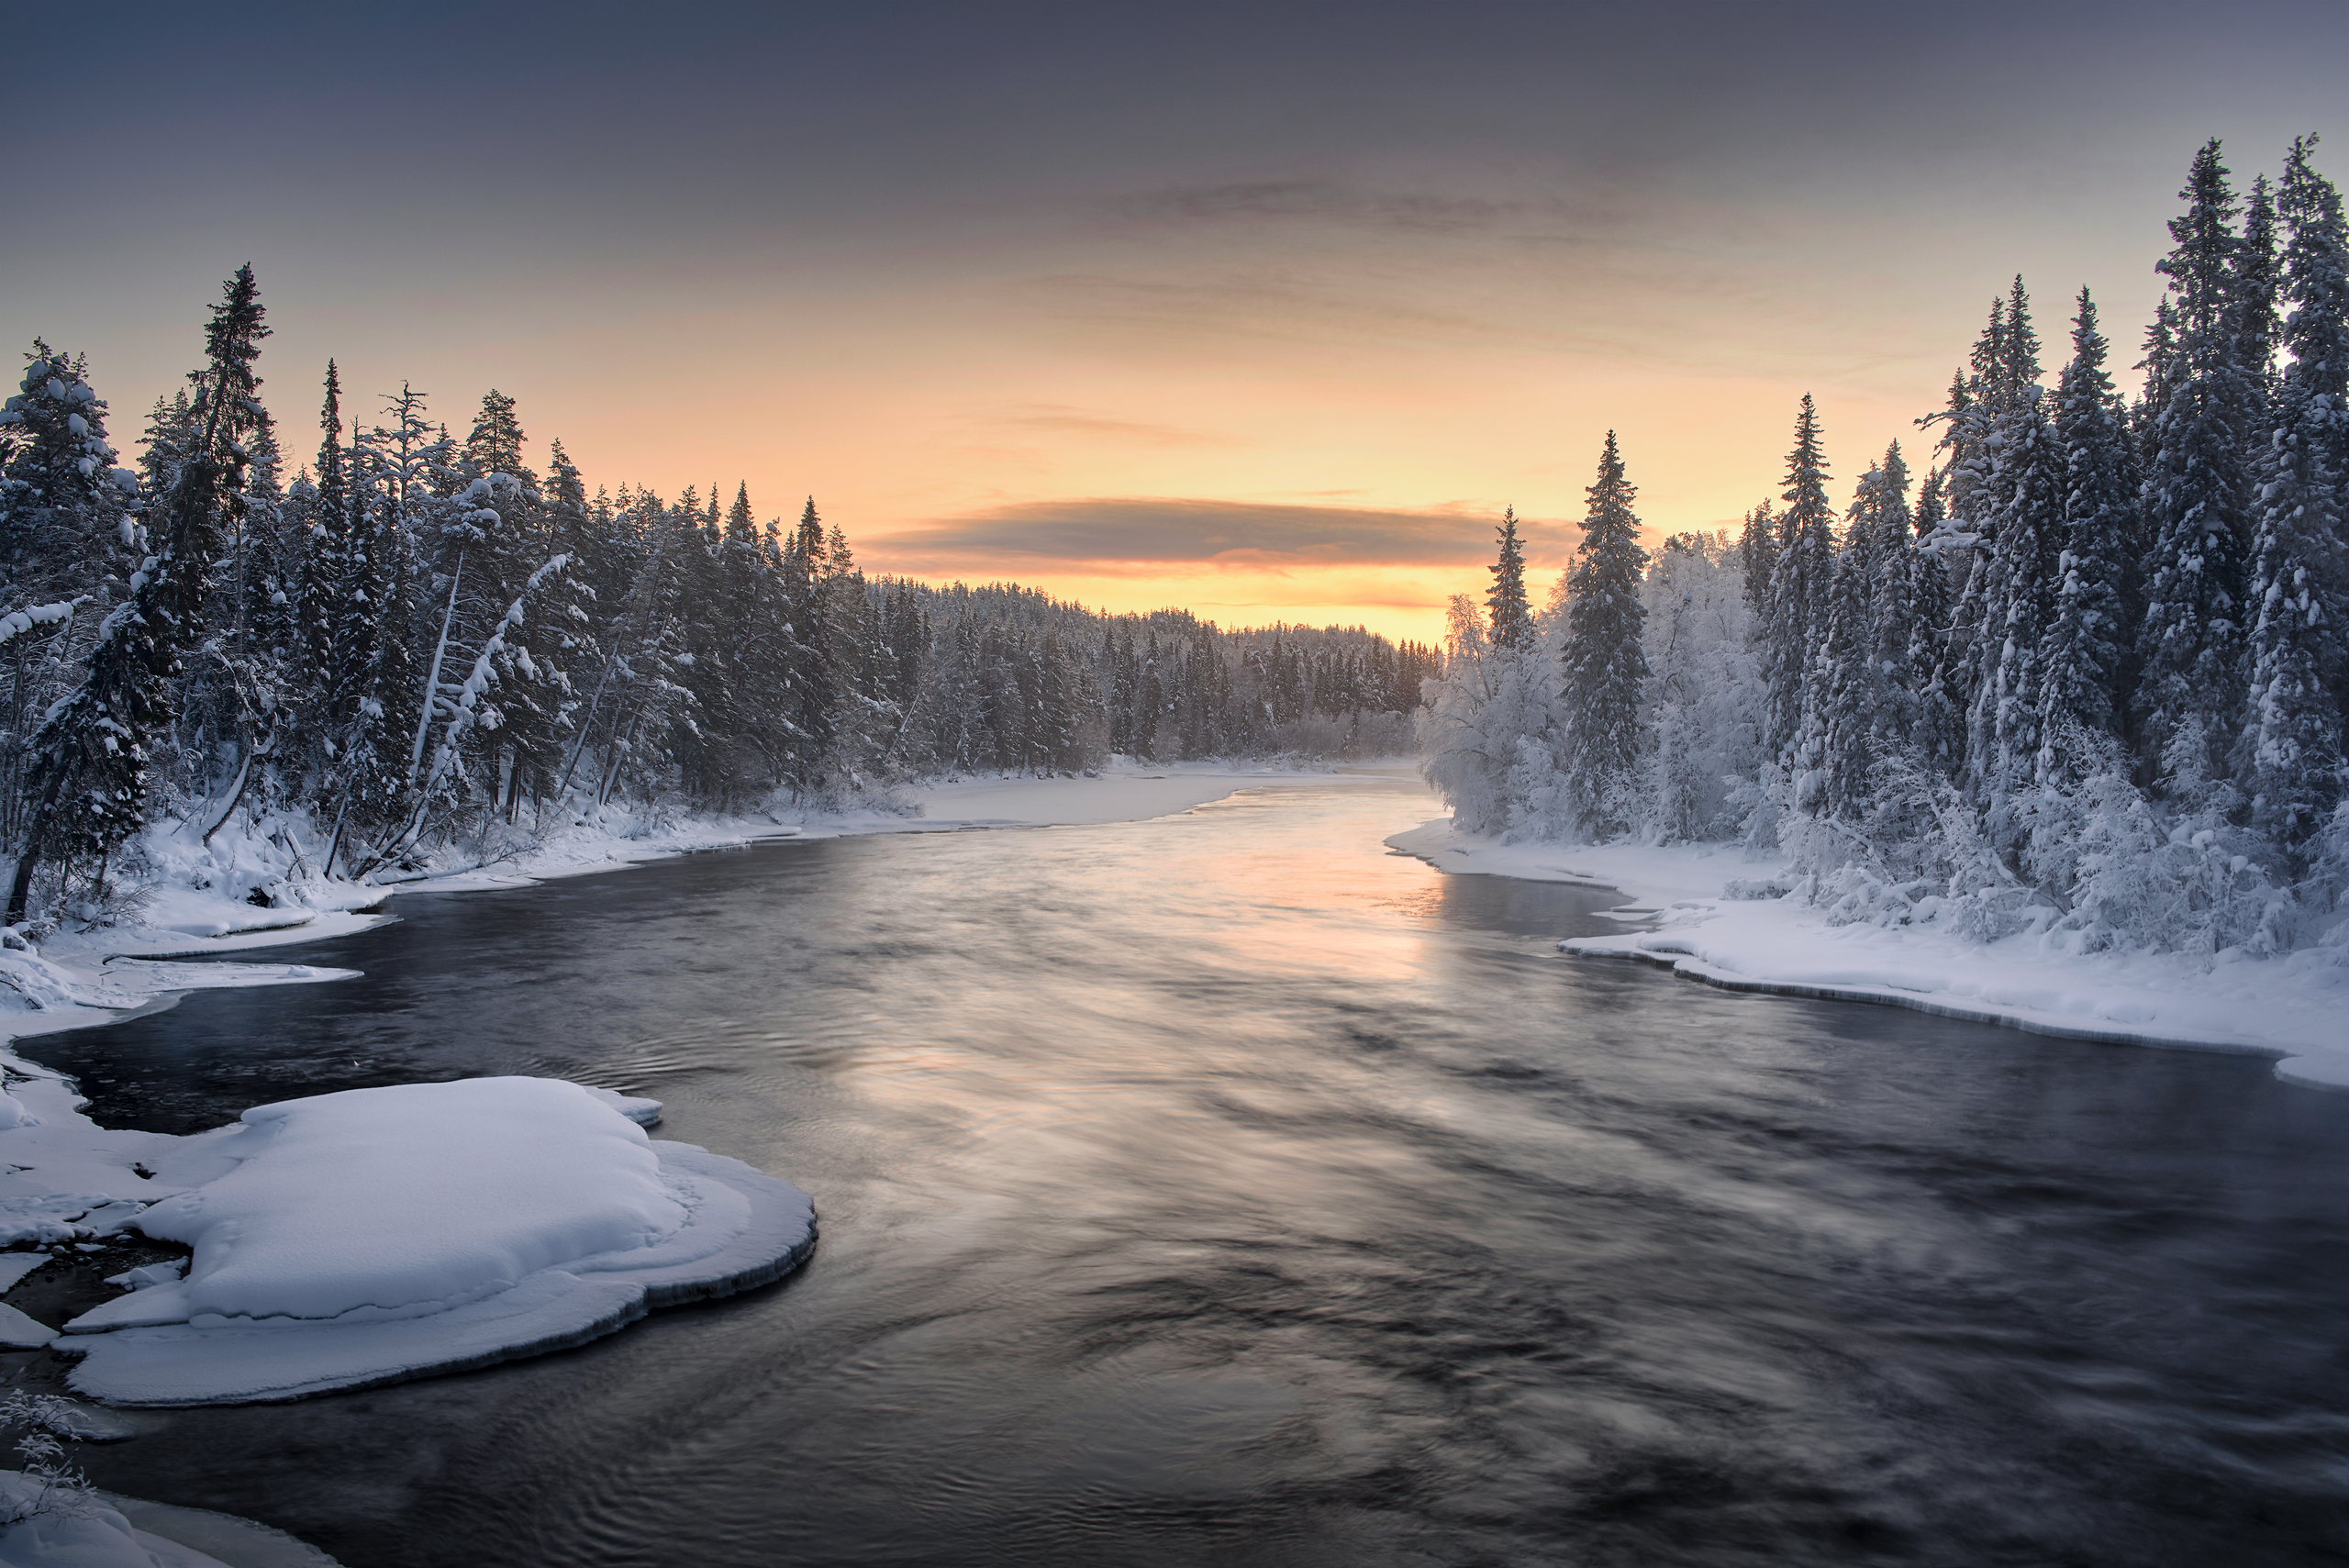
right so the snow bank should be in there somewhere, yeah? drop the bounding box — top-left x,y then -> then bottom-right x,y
54,1079 -> 812,1406
0,1474 -> 227,1567
0,1474 -> 336,1567
89,1491 -> 340,1567
1388,818 -> 2349,1092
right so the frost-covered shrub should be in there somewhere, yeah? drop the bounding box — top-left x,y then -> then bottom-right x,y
1812,864 -> 1932,926
1420,597 -> 1559,837
2054,798 -> 2293,956
0,1393 -> 92,1526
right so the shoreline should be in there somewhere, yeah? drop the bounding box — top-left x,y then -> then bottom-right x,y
1385,817 -> 2349,1093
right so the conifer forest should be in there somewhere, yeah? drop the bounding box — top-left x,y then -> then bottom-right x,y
0,272 -> 1435,923
1423,137 -> 2349,959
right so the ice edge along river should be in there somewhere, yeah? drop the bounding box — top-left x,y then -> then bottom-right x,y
1386,817 -> 2349,1094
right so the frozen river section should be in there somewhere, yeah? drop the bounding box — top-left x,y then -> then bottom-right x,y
38,775 -> 2349,1568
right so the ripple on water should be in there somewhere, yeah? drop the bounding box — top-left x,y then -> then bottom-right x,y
28,779 -> 2349,1567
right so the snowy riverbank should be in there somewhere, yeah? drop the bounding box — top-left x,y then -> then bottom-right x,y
1387,818 -> 2349,1093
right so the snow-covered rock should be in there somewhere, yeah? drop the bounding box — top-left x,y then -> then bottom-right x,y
56,1079 -> 812,1406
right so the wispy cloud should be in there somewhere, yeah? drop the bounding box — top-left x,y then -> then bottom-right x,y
1095,179 -> 1600,237
1007,269 -> 1567,354
974,403 -> 1246,448
867,495 -> 1568,572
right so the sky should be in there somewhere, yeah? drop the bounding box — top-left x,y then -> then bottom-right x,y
11,1 -> 2349,643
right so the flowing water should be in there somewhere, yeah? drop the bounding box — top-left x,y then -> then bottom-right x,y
32,775 -> 2349,1567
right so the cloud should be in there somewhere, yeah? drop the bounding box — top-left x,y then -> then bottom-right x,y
1008,269 -> 1548,354
1096,180 -> 1574,236
975,403 -> 1244,448
866,495 -> 1567,573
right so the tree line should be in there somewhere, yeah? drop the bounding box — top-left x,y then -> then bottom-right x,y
1425,136 -> 2349,956
0,271 -> 1435,921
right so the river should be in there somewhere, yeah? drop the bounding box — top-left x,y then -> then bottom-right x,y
32,775 -> 2349,1566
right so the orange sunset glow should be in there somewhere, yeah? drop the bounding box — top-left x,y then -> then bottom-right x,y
11,6 -> 2345,643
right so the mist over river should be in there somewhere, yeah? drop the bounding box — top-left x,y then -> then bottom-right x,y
33,775 -> 2349,1567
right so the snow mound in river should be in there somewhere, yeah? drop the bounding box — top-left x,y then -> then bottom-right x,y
56,1078 -> 813,1406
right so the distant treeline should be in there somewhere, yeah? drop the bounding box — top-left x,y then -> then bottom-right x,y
1426,137 -> 2349,956
0,271 -> 1435,917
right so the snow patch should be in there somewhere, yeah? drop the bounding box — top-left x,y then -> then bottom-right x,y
53,1081 -> 810,1406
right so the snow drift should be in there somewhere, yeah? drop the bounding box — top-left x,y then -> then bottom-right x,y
52,1078 -> 814,1407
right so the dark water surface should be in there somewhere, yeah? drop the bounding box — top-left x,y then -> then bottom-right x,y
34,777 -> 2349,1567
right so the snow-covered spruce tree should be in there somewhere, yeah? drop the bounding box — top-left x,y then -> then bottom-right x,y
1808,448 -> 1906,827
1762,395 -> 1836,763
1421,507 -> 1559,835
1894,467 -> 1960,775
1490,573 -> 1567,834
1925,279 -> 2043,782
1486,506 -> 1532,651
0,343 -> 136,605
0,347 -> 138,840
818,520 -> 903,791
1854,446 -> 1929,747
454,390 -> 581,822
2037,290 -> 2140,782
2137,140 -> 2266,790
295,361 -> 351,683
1963,380 -> 2065,813
283,361 -> 364,811
333,384 -> 441,835
6,266 -> 267,923
2239,136 -> 2349,866
168,326 -> 295,844
1736,499 -> 1775,626
1555,433 -> 1650,838
774,497 -> 838,795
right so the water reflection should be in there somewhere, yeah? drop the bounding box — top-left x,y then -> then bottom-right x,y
31,777 -> 2349,1566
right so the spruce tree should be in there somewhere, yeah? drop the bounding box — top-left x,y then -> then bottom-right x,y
1737,499 -> 1776,617
1813,448 -> 1910,819
464,389 -> 531,483
2038,290 -> 2139,780
2138,140 -> 2262,784
9,267 -> 267,921
0,343 -> 132,603
1486,506 -> 1531,651
1964,387 -> 2065,805
1556,432 -> 1650,836
296,361 -> 353,706
1902,468 -> 1962,772
1763,395 -> 1835,759
2239,136 -> 2349,855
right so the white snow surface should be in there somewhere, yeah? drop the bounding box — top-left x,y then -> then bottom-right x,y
0,1473 -> 337,1567
37,1077 -> 812,1406
1388,817 -> 2349,1092
0,1475 -> 227,1567
91,1079 -> 685,1329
